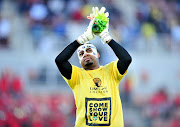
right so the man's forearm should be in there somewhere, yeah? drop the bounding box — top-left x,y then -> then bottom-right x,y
55,40 -> 80,79
55,40 -> 80,64
108,39 -> 132,62
108,39 -> 132,74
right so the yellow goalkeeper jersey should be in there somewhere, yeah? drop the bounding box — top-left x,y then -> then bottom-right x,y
62,60 -> 127,127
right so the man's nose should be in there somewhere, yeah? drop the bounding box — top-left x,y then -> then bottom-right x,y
83,53 -> 89,58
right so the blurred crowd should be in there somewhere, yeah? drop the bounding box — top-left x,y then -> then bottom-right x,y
121,84 -> 180,127
120,70 -> 180,127
16,0 -> 124,53
0,0 -> 180,53
0,0 -> 180,127
134,0 -> 180,52
0,68 -> 76,127
1,68 -> 180,127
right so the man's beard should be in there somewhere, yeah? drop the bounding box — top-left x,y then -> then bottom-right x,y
85,62 -> 93,66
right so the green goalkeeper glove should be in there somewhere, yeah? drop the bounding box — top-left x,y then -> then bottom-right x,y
87,7 -> 112,44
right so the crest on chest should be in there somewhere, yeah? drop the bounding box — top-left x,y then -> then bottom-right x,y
90,78 -> 108,94
93,78 -> 101,87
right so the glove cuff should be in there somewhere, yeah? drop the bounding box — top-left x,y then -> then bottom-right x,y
100,32 -> 112,44
77,34 -> 89,44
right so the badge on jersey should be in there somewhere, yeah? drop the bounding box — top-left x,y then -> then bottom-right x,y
90,78 -> 108,94
93,78 -> 101,87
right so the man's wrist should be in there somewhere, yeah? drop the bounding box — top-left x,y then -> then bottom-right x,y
106,39 -> 112,44
76,39 -> 83,45
75,40 -> 82,45
101,34 -> 112,44
77,34 -> 88,45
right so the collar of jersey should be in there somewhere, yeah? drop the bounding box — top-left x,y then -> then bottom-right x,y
82,66 -> 103,71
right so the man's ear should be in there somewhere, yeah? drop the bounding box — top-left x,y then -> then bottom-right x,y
98,52 -> 100,58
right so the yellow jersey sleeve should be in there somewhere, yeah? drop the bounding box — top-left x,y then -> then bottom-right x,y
106,60 -> 128,83
62,65 -> 80,89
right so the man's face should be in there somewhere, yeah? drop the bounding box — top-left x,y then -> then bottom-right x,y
77,43 -> 99,68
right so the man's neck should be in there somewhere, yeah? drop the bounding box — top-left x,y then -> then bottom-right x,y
84,65 -> 100,70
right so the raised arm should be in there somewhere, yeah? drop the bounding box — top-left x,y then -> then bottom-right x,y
55,19 -> 96,79
90,7 -> 132,75
107,39 -> 132,75
55,40 -> 80,79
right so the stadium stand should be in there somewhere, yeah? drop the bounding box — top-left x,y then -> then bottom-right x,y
0,0 -> 180,126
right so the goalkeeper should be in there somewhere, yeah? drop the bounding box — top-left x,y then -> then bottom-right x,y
55,7 -> 132,127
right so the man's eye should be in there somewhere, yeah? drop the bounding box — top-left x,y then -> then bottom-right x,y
87,48 -> 92,53
79,52 -> 83,56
